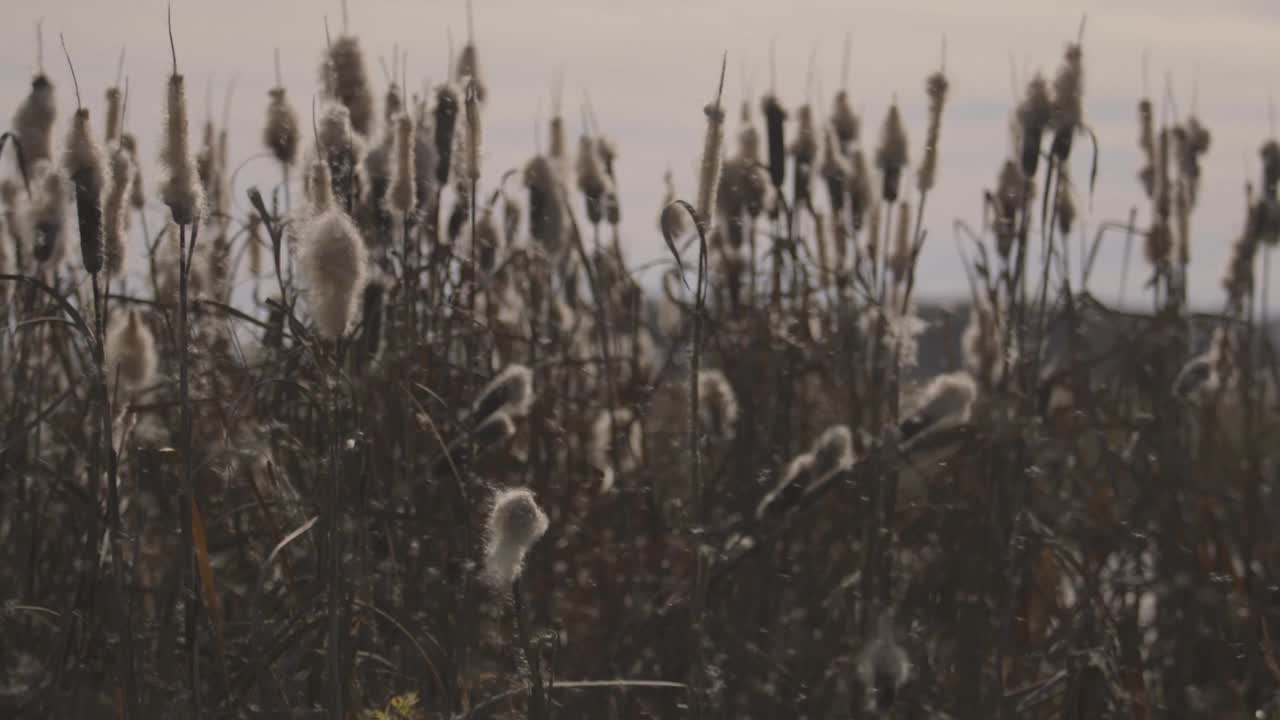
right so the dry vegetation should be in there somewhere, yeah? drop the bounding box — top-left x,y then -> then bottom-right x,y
2,7 -> 1280,720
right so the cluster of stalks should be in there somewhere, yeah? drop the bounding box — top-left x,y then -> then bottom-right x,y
4,10 -> 1280,720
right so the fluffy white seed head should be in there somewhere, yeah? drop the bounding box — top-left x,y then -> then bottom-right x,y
104,87 -> 123,145
264,87 -> 300,166
858,612 -> 911,712
472,364 -> 535,421
591,408 -> 643,491
809,424 -> 855,482
323,35 -> 375,137
698,369 -> 739,443
105,310 -> 158,391
482,487 -> 549,589
29,161 -> 69,265
756,452 -> 816,520
900,371 -> 978,443
160,75 -> 205,225
13,75 -> 57,164
103,149 -> 133,277
299,210 -> 368,339
696,100 -> 726,229
389,114 -> 416,213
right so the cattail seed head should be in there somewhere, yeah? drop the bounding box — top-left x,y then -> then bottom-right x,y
698,369 -> 739,444
591,408 -> 643,488
482,487 -> 549,590
1017,74 -> 1052,177
299,209 -> 368,339
433,84 -> 460,186
456,43 -> 487,104
809,424 -> 855,482
322,35 -> 375,137
29,161 -> 69,265
821,130 -> 849,215
917,71 -> 949,193
389,114 -> 416,213
993,160 -> 1024,259
120,134 -> 146,210
524,155 -> 563,251
308,159 -> 335,213
160,74 -> 205,225
357,278 -> 384,365
105,309 -> 158,391
104,87 -> 123,145
103,148 -> 133,277
831,90 -> 860,149
413,103 -> 438,209
899,371 -> 978,443
848,149 -> 872,232
13,74 -> 57,165
791,104 -> 817,205
472,364 -> 535,422
319,105 -> 362,205
1262,141 -> 1280,200
1050,43 -> 1084,160
875,103 -> 909,203
762,95 -> 787,191
263,87 -> 300,167
756,452 -> 815,521
463,83 -> 482,182
696,98 -> 727,230
549,114 -> 568,182
578,135 -> 609,224
64,109 -> 110,275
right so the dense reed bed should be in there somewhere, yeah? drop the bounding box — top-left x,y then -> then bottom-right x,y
2,9 -> 1280,720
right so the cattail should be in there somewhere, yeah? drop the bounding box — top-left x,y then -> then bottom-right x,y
29,161 -> 69,265
463,82 -> 482,182
1262,141 -> 1280,201
1055,169 -> 1076,237
898,371 -> 977,443
1144,220 -> 1172,270
263,87 -> 300,167
790,105 -> 817,206
1137,99 -> 1155,197
848,149 -> 872,232
104,87 -> 123,145
474,410 -> 517,451
472,364 -> 535,422
821,130 -> 849,216
319,105 -> 361,205
831,90 -> 860,150
697,89 -> 727,230
762,94 -> 787,191
875,103 -> 909,204
1179,116 -> 1211,205
481,487 -> 549,589
738,102 -> 761,162
64,108 -> 109,275
105,309 -> 158,390
865,200 -> 881,263
756,452 -> 815,521
103,148 -> 133,277
1049,43 -> 1084,161
591,408 -> 643,490
364,135 -> 393,208
433,84 -> 460,186
1223,229 -> 1259,315
120,134 -> 146,210
697,369 -> 738,444
524,155 -> 563,251
1174,346 -> 1221,403
809,424 -> 855,483
13,74 -> 57,165
659,170 -> 687,238
962,296 -> 1014,385
383,84 -> 402,127
322,35 -> 375,137
858,612 -> 911,712
389,114 -> 416,213
992,160 -> 1024,259
456,38 -> 486,104
299,209 -> 368,339
413,103 -> 438,209
1017,74 -> 1052,177
549,114 -> 568,183
247,212 -> 264,275
1174,179 -> 1190,266
160,74 -> 205,225
889,200 -> 912,280
357,279 -> 384,364
578,134 -> 609,224
917,72 -> 948,193
474,208 -> 501,272
308,159 -> 335,213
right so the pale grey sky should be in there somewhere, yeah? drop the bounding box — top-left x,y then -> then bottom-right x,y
4,0 -> 1280,310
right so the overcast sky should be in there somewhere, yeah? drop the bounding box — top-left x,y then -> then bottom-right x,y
4,0 -> 1280,310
